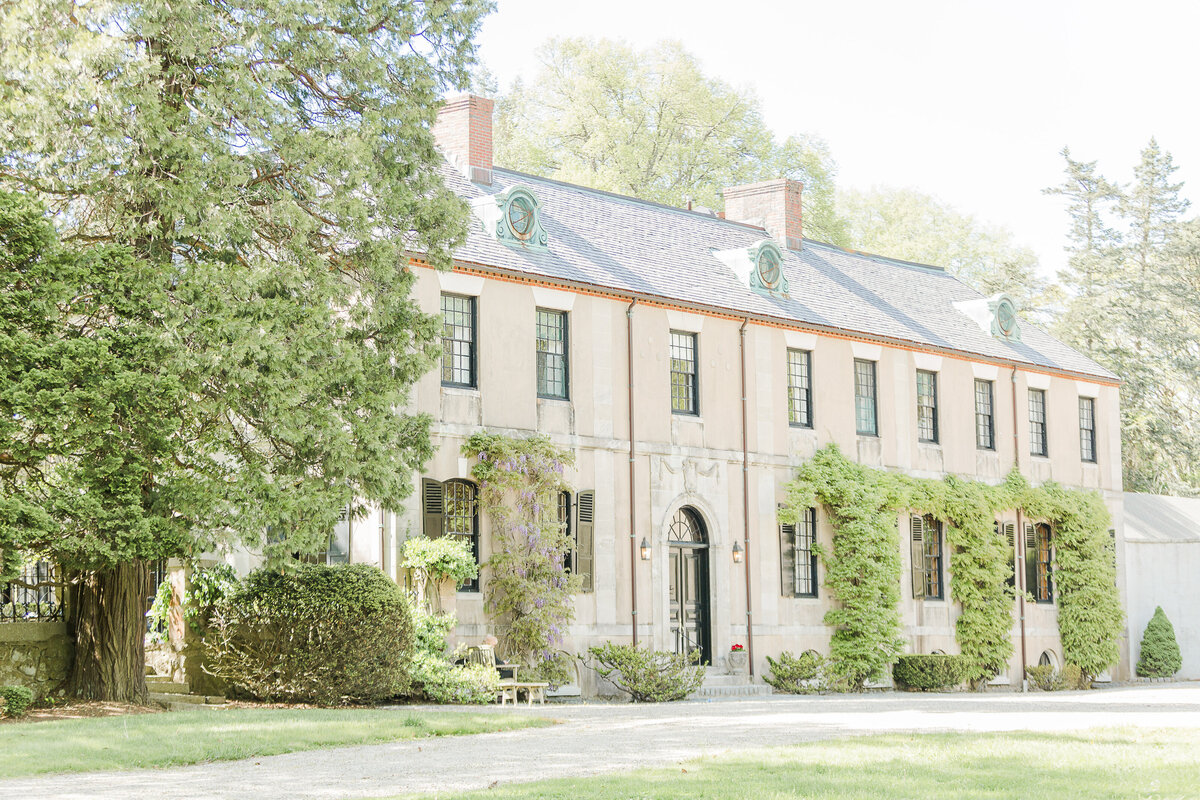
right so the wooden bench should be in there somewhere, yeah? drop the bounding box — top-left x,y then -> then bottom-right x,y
498,680 -> 549,706
464,645 -> 548,705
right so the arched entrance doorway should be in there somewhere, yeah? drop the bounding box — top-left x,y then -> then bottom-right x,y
667,507 -> 711,665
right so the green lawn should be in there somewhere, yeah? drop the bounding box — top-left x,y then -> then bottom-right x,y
407,728 -> 1200,800
0,707 -> 549,778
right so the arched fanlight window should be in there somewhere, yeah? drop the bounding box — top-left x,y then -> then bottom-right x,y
668,507 -> 707,544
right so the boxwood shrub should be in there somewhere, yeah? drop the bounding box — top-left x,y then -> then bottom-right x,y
205,563 -> 414,705
1,685 -> 34,718
892,654 -> 971,691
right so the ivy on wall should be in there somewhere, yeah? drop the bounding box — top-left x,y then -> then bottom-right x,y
782,445 -> 1123,688
463,432 -> 580,683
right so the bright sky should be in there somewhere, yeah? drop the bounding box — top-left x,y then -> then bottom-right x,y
475,0 -> 1199,279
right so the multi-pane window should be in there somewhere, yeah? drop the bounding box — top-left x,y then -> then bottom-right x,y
423,478 -> 480,591
1028,389 -> 1048,457
975,379 -> 995,450
787,349 -> 813,428
780,508 -> 818,598
1079,397 -> 1097,462
916,370 -> 938,443
854,359 -> 878,435
1033,523 -> 1053,602
910,514 -> 943,600
440,294 -> 476,388
536,309 -> 569,399
555,490 -> 572,573
670,331 -> 699,415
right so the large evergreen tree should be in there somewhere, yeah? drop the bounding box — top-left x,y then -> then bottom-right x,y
493,38 -> 849,245
0,0 -> 491,701
1048,142 -> 1199,494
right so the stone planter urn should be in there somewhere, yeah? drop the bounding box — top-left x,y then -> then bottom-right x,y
726,649 -> 749,674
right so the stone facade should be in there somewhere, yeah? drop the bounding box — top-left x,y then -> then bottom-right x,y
0,622 -> 72,697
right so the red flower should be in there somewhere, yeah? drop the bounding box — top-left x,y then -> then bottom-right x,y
730,644 -> 744,652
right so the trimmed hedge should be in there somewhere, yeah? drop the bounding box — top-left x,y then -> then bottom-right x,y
892,654 -> 971,691
205,563 -> 414,705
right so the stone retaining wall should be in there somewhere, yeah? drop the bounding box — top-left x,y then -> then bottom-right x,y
0,622 -> 72,697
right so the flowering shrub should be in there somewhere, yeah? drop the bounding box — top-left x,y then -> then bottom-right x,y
405,607 -> 499,704
464,433 -> 579,683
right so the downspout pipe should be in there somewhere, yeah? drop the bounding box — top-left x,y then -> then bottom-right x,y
739,319 -> 755,676
1011,367 -> 1028,690
627,300 -> 639,647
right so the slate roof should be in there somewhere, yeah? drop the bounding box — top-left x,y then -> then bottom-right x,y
1124,493 -> 1200,543
435,163 -> 1117,382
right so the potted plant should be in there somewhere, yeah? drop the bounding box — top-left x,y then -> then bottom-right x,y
726,643 -> 748,674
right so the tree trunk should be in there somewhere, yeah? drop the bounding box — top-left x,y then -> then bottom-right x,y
66,560 -> 151,703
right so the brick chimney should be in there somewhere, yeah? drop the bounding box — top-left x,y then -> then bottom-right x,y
722,179 -> 803,250
432,94 -> 494,186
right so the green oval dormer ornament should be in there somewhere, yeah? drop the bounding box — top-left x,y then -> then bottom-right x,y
496,186 -> 548,249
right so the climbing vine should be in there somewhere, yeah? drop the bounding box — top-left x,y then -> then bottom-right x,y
464,432 -> 580,683
782,445 -> 1123,688
782,447 -> 906,690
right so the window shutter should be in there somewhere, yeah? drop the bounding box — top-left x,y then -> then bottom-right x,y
1024,522 -> 1037,595
576,490 -> 595,592
422,479 -> 444,538
910,515 -> 926,599
779,523 -> 796,597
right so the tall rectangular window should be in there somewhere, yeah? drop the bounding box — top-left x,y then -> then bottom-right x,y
780,508 -> 818,598
854,359 -> 877,435
916,370 -> 938,443
1079,396 -> 1097,462
910,514 -> 943,600
670,331 -> 699,415
441,294 -> 476,388
536,309 -> 569,399
1029,389 -> 1048,456
1030,523 -> 1053,603
975,379 -> 995,450
787,349 -> 813,428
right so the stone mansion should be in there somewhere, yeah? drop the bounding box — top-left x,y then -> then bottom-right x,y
270,94 -> 1128,687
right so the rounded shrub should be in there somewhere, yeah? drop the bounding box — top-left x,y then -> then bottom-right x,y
1,685 -> 35,718
1137,606 -> 1182,678
765,650 -> 825,694
205,563 -> 414,705
587,642 -> 704,702
891,654 -> 971,691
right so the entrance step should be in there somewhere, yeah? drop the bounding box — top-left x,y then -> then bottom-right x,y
146,677 -> 191,694
690,667 -> 774,699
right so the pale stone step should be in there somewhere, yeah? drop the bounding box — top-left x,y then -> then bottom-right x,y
691,683 -> 774,698
150,691 -> 206,705
146,679 -> 191,694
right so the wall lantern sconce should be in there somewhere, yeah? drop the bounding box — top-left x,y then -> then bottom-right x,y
732,541 -> 744,563
639,537 -> 651,561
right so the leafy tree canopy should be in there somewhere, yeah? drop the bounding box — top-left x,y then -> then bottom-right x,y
493,38 -> 849,245
839,186 -> 1059,320
0,0 -> 492,699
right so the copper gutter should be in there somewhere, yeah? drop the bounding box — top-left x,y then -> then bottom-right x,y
627,300 -> 639,647
1011,367 -> 1028,690
739,319 -> 755,675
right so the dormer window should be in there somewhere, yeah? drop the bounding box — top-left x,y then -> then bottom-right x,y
952,293 -> 1022,343
714,240 -> 789,298
755,242 -> 783,291
994,296 -> 1018,340
470,185 -> 548,250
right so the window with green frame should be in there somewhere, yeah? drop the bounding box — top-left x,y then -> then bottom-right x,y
536,309 -> 568,399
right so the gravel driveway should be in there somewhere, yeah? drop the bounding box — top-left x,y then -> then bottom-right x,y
5,683 -> 1199,800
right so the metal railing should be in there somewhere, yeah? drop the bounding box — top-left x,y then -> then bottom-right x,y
1,562 -> 63,623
